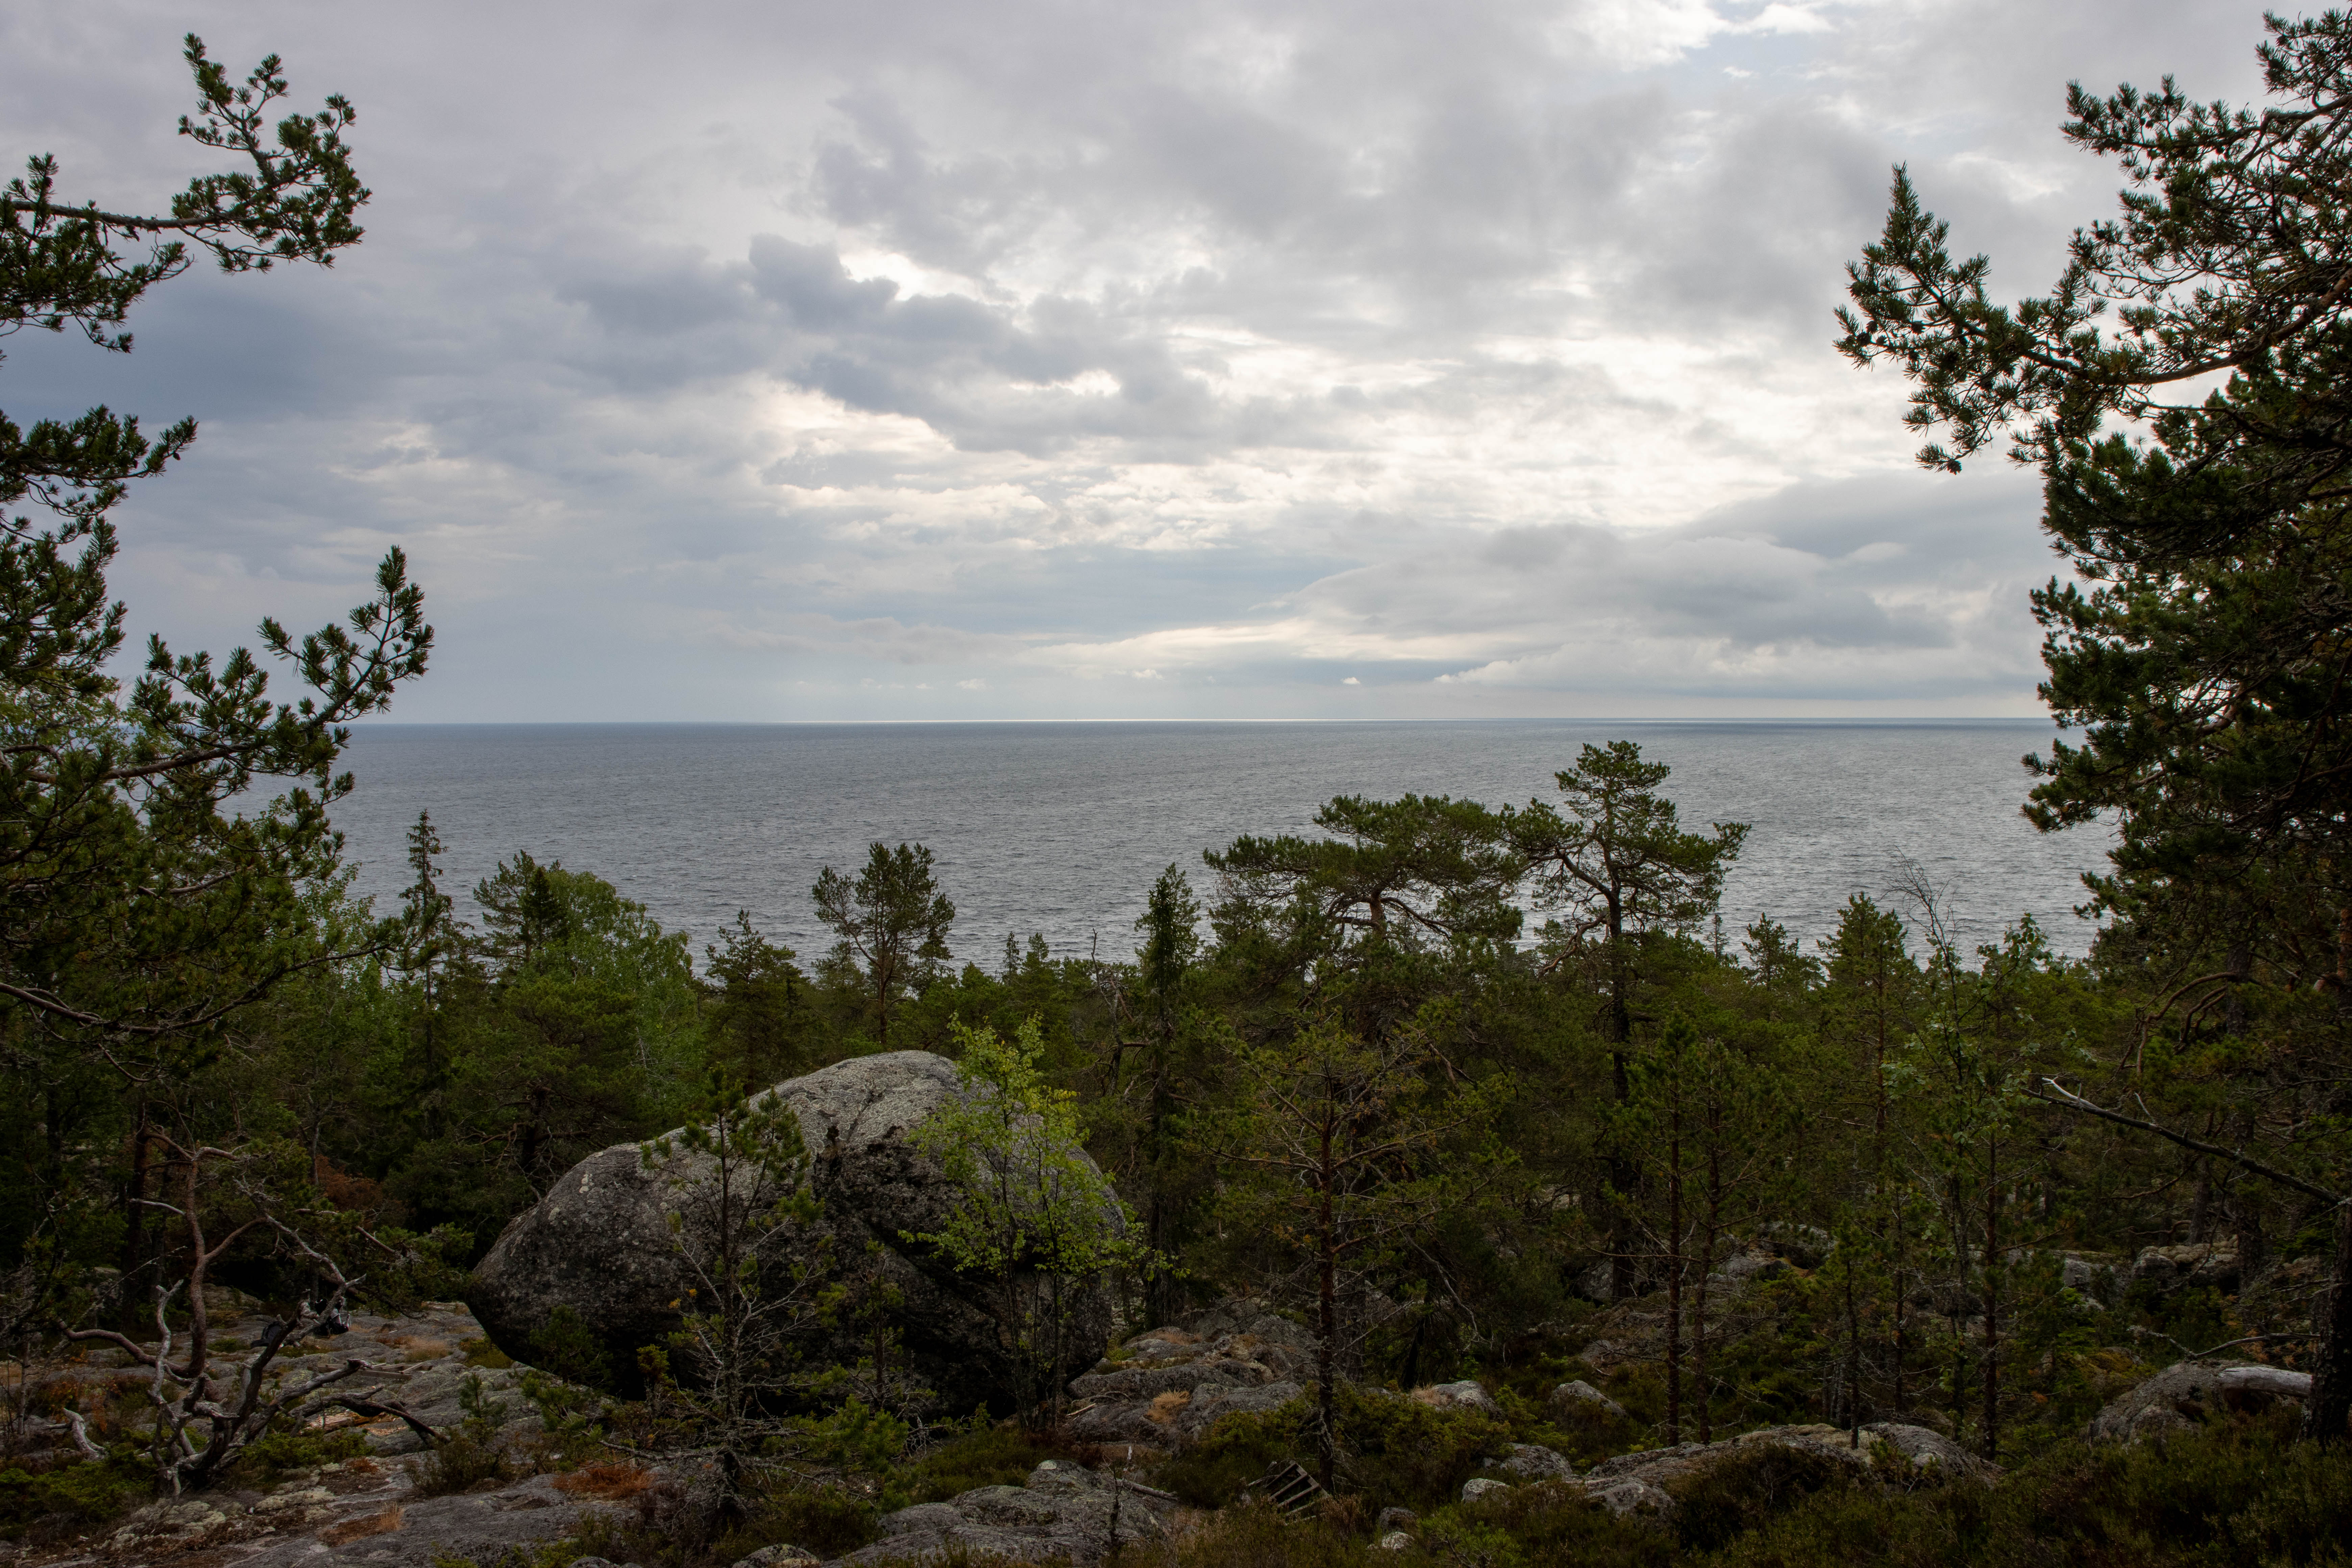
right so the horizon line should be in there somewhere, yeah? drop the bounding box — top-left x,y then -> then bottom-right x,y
347,714 -> 2063,727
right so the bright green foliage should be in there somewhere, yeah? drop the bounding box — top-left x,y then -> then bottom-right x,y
909,1014 -> 1142,1426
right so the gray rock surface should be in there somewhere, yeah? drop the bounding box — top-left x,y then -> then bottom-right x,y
1511,1420 -> 1994,1525
2130,1240 -> 2240,1295
1494,1442 -> 1575,1481
1410,1379 -> 1500,1415
732,1546 -> 819,1568
221,1470 -> 614,1568
1460,1477 -> 1512,1502
1064,1309 -> 1314,1450
1549,1379 -> 1626,1421
834,1459 -> 1176,1566
2087,1360 -> 2312,1444
472,1051 -> 1120,1412
1711,1250 -> 1787,1287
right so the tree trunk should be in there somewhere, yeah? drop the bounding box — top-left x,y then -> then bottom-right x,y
1607,900 -> 1637,1302
1317,1110 -> 1338,1495
1665,1081 -> 1683,1446
2302,1198 -> 2352,1444
117,1109 -> 151,1335
1695,1143 -> 1720,1444
1981,1141 -> 1999,1464
1891,1205 -> 1907,1417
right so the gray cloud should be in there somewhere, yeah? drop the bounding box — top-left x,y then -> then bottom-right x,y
0,0 -> 2273,720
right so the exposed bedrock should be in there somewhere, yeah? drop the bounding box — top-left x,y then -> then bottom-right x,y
468,1050 -> 1118,1412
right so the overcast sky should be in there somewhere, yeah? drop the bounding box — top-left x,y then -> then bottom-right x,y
3,1 -> 2274,721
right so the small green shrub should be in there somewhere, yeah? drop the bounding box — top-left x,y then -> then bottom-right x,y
461,1335 -> 515,1370
1434,1481 -> 1671,1568
903,1423 -> 1067,1503
749,1484 -> 881,1559
1154,1402 -> 1311,1509
0,1454 -> 150,1538
1333,1385 -> 1510,1512
223,1420 -> 369,1485
1130,1497 -> 1367,1568
518,1368 -> 603,1468
528,1304 -> 612,1390
411,1374 -> 515,1496
1666,1443 -> 1856,1554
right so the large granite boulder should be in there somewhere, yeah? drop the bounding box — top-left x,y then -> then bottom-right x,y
470,1050 -> 1119,1413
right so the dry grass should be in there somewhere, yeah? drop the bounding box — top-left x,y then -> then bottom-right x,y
318,1506 -> 404,1545
553,1462 -> 659,1501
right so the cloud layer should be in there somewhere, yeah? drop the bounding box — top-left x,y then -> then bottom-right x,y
0,0 -> 2269,718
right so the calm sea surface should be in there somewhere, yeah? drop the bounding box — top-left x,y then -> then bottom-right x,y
331,721 -> 2113,966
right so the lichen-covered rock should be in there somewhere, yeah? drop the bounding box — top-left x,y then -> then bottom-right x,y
1410,1379 -> 1499,1414
471,1051 -> 1120,1412
1460,1477 -> 1511,1502
731,1547 -> 819,1568
2087,1360 -> 2311,1444
1547,1420 -> 1985,1526
1495,1443 -> 1576,1480
1549,1380 -> 1626,1421
833,1460 -> 1175,1566
1584,1475 -> 1675,1518
1857,1422 -> 1988,1477
2129,1241 -> 2240,1295
1064,1309 -> 1314,1450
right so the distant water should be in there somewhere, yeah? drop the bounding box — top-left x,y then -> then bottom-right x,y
330,721 -> 2113,966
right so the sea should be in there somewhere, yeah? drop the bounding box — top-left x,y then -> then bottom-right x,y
329,720 -> 2114,969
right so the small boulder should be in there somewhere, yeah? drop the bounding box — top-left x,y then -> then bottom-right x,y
1859,1422 -> 1993,1479
1495,1443 -> 1575,1481
731,1548 -> 819,1568
1460,1477 -> 1512,1503
1549,1379 -> 1626,1421
2130,1241 -> 2240,1295
1411,1380 -> 1499,1415
1584,1476 -> 1674,1519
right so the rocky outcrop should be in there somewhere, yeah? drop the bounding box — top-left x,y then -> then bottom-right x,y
835,1460 -> 1177,1566
471,1051 -> 1120,1413
1456,1422 -> 1990,1524
2086,1360 -> 2311,1444
2130,1240 -> 2241,1295
1064,1309 -> 1314,1451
